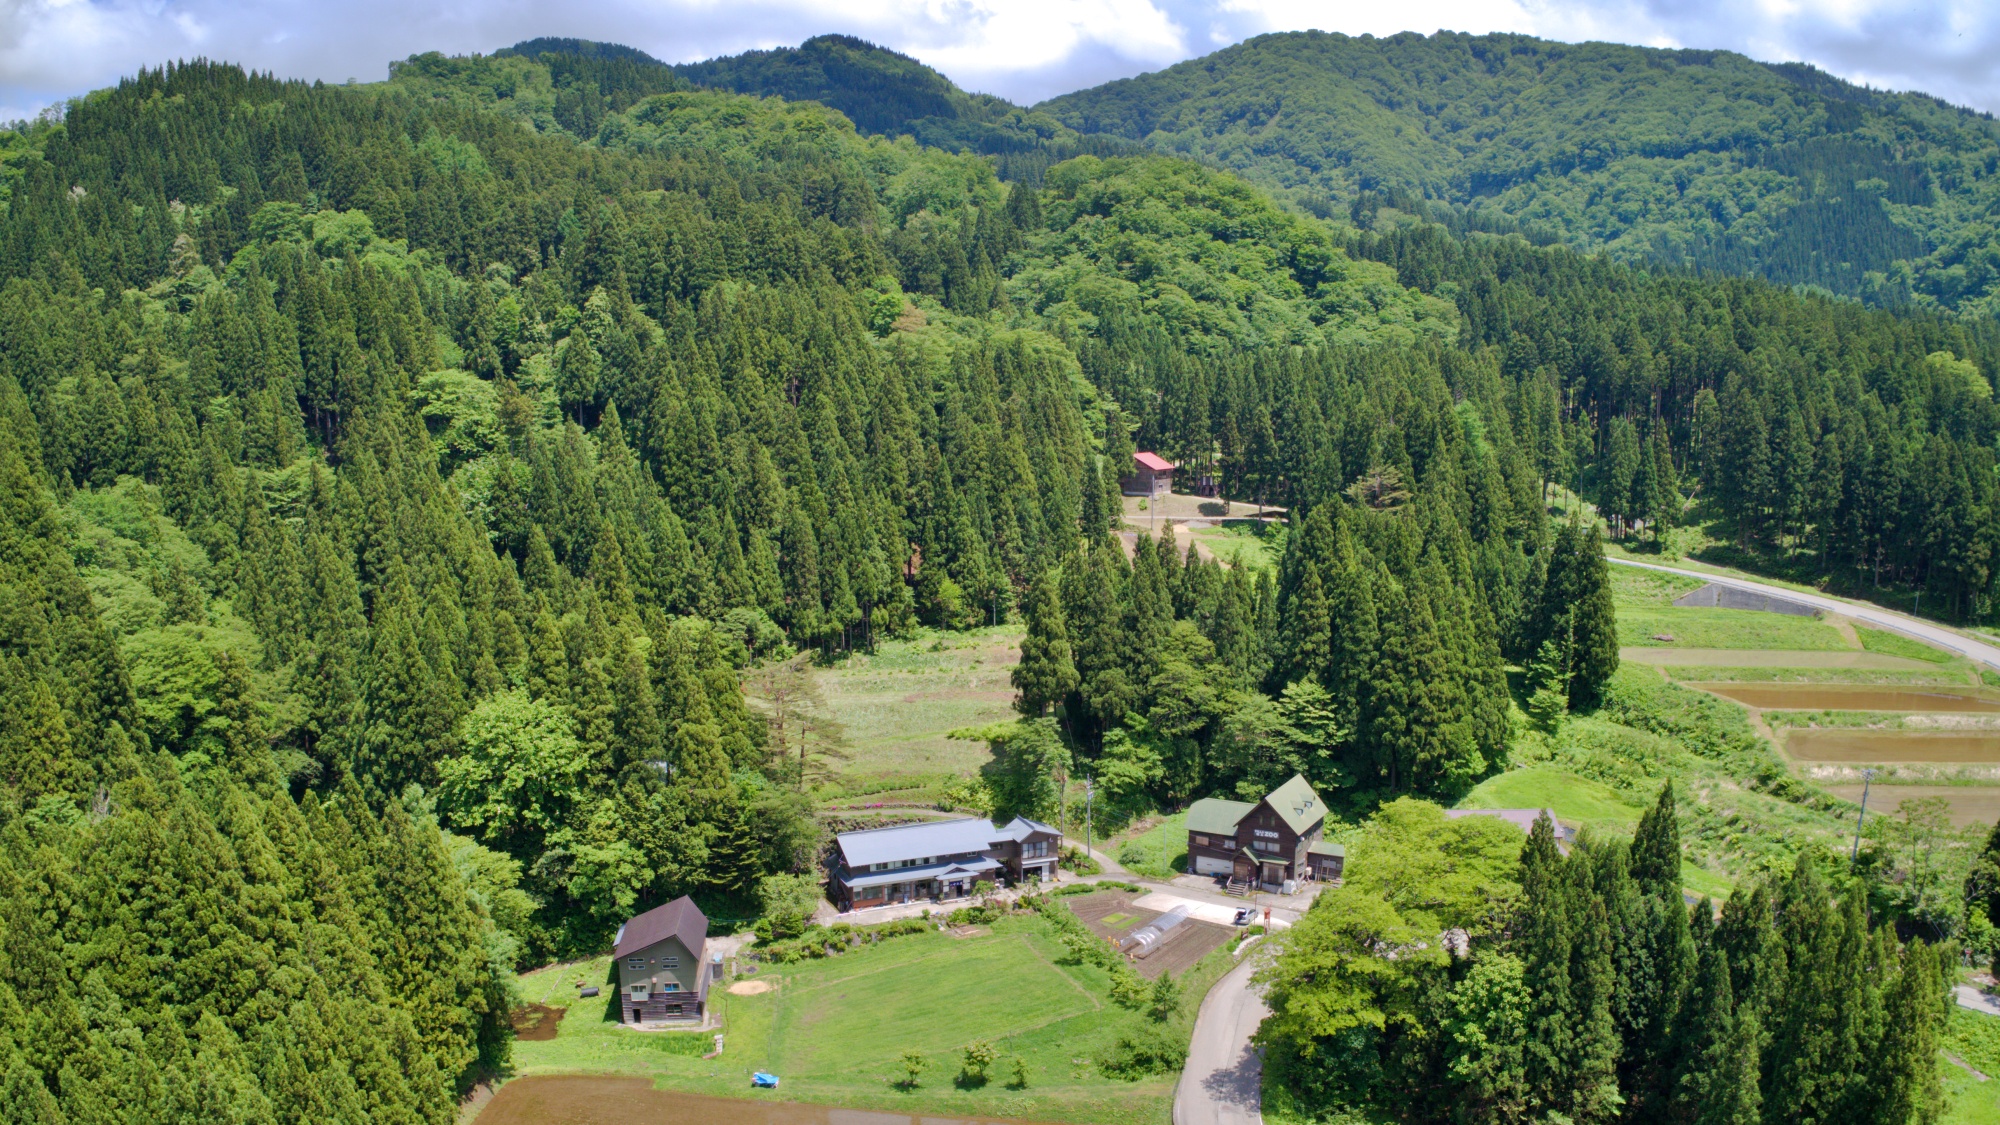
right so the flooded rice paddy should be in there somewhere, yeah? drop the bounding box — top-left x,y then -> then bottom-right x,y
476,1076 -> 1044,1125
1692,684 -> 2000,712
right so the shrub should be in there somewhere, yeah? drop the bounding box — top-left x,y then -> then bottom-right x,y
1060,845 -> 1102,875
959,1039 -> 998,1086
1097,1025 -> 1188,1078
898,1048 -> 927,1089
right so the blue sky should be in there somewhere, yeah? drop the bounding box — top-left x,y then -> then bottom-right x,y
2,0 -> 1995,124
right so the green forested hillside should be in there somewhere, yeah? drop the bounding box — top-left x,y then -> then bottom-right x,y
0,35 -> 1986,1123
1038,30 -> 2000,314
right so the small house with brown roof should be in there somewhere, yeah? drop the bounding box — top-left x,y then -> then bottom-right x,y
1184,774 -> 1341,891
1121,452 -> 1176,498
613,895 -> 709,1025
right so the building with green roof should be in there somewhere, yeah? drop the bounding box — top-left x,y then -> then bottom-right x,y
1183,773 -> 1340,890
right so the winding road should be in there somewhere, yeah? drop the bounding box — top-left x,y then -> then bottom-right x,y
1607,557 -> 2000,672
1174,951 -> 1269,1125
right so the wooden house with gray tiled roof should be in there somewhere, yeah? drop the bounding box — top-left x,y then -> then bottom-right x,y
1184,774 -> 1342,891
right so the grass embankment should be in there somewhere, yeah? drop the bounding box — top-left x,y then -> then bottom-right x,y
1117,813 -> 1190,880
505,909 -> 1230,1125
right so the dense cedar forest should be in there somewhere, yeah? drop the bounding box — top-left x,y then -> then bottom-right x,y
1264,792 -> 1953,1125
0,30 -> 1982,1124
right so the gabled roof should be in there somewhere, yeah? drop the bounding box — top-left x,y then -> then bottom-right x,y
1133,451 -> 1176,472
1261,773 -> 1326,836
991,816 -> 1059,842
836,816 -> 1058,869
613,895 -> 707,961
1186,797 -> 1256,836
841,855 -> 1003,890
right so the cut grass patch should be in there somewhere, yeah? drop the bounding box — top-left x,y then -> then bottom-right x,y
1456,765 -> 1644,832
1618,607 -> 1851,651
1857,625 -> 1957,663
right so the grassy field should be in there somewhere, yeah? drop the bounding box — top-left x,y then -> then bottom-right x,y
1180,521 -> 1285,573
1456,765 -> 1642,831
802,626 -> 1023,797
1617,606 -> 1852,650
1859,625 -> 1959,664
1946,1008 -> 2000,1124
502,911 -> 1228,1125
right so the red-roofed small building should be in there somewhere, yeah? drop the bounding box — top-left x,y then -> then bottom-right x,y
1122,451 -> 1176,497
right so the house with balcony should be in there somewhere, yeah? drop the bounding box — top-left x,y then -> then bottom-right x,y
1184,774 -> 1342,891
829,816 -> 1063,912
613,895 -> 709,1025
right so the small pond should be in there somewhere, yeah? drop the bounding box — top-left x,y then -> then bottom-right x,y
477,1076 -> 1045,1125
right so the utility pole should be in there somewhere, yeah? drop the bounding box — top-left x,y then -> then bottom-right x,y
1084,777 -> 1094,871
1851,767 -> 1877,861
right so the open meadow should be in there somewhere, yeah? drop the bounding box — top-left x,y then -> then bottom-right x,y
500,910 -> 1228,1125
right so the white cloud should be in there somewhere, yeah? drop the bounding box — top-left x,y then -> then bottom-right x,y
0,0 -> 1997,125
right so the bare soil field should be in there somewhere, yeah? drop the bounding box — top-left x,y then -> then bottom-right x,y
1690,684 -> 2000,712
474,1076 -> 1029,1125
1786,729 -> 2000,763
1063,889 -> 1230,980
1821,784 -> 2000,827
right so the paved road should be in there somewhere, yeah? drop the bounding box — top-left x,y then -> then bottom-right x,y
1607,557 -> 2000,672
1174,951 -> 1269,1125
1959,983 -> 2000,1018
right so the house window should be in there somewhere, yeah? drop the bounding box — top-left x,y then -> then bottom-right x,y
663,982 -> 681,993
661,957 -> 678,968
1193,834 -> 1209,846
626,958 -> 646,971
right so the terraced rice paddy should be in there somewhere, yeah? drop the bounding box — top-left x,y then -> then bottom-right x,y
1786,730 -> 2000,763
1821,785 -> 2000,827
1691,684 -> 2000,712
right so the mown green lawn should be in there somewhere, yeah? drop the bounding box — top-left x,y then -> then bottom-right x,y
504,912 -> 1221,1125
1619,606 -> 1852,650
1456,765 -> 1643,831
1857,625 -> 1958,664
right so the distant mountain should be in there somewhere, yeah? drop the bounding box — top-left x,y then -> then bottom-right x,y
1036,30 -> 2000,314
670,33 -> 997,137
497,37 -> 667,67
667,34 -> 1139,179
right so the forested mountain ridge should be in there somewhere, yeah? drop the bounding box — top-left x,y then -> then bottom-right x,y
1038,30 -> 2000,314
654,29 -> 2000,315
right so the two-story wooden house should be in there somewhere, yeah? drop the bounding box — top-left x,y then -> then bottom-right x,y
613,895 -> 709,1026
828,816 -> 1063,912
1184,774 -> 1343,891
